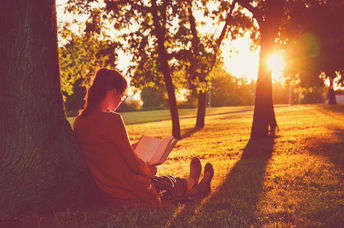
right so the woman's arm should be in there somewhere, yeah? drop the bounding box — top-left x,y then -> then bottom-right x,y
107,113 -> 153,176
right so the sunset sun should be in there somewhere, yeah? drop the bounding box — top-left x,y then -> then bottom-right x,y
267,53 -> 286,80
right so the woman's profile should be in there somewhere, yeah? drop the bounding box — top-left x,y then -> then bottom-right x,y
73,68 -> 214,207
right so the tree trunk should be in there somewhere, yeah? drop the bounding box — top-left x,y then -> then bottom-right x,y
0,0 -> 88,216
151,0 -> 181,138
188,5 -> 207,128
196,92 -> 207,128
328,77 -> 337,104
250,26 -> 278,138
250,0 -> 284,139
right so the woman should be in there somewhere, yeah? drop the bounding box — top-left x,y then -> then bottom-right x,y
73,68 -> 214,207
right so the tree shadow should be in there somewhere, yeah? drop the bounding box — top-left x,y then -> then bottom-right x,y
164,137 -> 275,226
180,127 -> 202,139
301,127 -> 344,170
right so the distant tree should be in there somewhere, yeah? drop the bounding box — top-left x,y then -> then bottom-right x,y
272,81 -> 291,104
141,87 -> 168,108
0,0 -> 87,216
301,87 -> 325,104
170,0 -> 254,128
210,68 -> 254,106
172,0 -> 242,127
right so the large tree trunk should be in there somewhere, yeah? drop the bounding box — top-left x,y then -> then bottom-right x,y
0,0 -> 87,216
251,35 -> 277,138
151,0 -> 181,138
250,0 -> 283,139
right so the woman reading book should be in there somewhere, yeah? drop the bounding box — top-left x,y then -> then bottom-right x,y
73,68 -> 214,207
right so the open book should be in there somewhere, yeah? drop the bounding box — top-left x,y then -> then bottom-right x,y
134,136 -> 177,166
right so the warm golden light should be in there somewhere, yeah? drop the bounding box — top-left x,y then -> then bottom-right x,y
267,54 -> 286,80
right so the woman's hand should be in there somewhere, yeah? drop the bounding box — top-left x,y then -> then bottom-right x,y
143,162 -> 157,178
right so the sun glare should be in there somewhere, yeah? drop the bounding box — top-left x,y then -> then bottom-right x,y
267,54 -> 286,80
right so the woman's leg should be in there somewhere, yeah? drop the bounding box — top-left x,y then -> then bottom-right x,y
187,162 -> 214,196
186,157 -> 202,192
151,158 -> 214,202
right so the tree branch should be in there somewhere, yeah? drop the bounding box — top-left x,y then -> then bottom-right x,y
188,3 -> 200,56
216,0 -> 238,48
236,0 -> 262,24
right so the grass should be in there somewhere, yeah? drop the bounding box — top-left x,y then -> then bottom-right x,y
67,105 -> 256,126
3,104 -> 344,227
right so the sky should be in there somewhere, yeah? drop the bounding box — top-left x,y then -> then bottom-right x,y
56,0 -> 262,82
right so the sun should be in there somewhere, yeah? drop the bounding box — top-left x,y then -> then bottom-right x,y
267,54 -> 286,80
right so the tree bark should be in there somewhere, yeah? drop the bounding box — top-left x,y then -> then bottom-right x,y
151,0 -> 181,138
187,5 -> 207,128
249,0 -> 284,139
0,0 -> 88,216
196,92 -> 207,128
250,30 -> 278,138
191,0 -> 238,129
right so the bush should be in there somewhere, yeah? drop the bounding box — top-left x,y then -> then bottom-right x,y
177,101 -> 197,109
117,100 -> 142,112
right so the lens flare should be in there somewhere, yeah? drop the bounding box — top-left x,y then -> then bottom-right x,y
267,54 -> 286,80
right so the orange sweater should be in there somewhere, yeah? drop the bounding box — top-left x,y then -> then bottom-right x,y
73,111 -> 161,207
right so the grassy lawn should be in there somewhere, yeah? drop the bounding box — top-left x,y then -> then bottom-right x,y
5,104 -> 344,227
67,106 -> 257,126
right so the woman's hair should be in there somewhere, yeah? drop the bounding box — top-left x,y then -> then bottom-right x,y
79,68 -> 128,116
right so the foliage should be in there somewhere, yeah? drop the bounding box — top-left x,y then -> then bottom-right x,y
4,104 -> 344,227
58,21 -> 119,113
301,86 -> 326,104
116,100 -> 142,112
63,78 -> 86,116
65,0 -> 184,137
209,68 -> 255,107
282,0 -> 344,90
141,86 -> 168,109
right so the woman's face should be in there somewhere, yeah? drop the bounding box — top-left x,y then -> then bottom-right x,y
106,88 -> 127,112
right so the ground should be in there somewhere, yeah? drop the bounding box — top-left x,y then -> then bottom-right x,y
2,104 -> 344,227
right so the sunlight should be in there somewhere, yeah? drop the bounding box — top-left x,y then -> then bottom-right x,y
267,54 -> 286,80
222,35 -> 259,81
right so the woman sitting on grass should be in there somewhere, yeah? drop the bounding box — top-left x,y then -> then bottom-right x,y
73,68 -> 214,207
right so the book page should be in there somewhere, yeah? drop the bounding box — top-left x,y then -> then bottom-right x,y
149,136 -> 175,165
135,136 -> 160,162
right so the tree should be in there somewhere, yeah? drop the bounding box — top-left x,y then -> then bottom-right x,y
175,0 -> 243,128
283,0 -> 344,105
235,0 -> 284,138
0,0 -> 87,216
209,68 -> 254,106
169,0 -> 255,128
66,0 -> 182,138
150,0 -> 181,138
65,0 -> 251,133
58,22 -> 119,115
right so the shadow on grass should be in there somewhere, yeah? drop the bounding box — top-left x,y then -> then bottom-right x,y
180,127 -> 202,139
327,128 -> 344,170
164,137 -> 275,227
302,127 -> 344,170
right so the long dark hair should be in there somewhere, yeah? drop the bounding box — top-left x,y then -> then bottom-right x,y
79,68 -> 127,116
